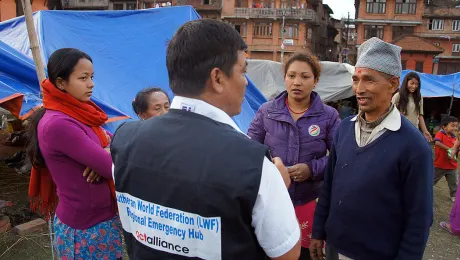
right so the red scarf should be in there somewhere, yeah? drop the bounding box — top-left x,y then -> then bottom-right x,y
29,79 -> 116,219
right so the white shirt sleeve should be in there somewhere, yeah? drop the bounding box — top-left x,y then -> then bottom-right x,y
252,157 -> 300,258
112,163 -> 115,184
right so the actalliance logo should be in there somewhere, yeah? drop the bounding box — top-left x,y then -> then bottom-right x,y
136,231 -> 190,254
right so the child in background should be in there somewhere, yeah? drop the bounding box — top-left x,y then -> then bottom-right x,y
434,116 -> 459,203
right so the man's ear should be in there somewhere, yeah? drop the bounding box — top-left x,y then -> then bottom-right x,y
389,77 -> 400,94
209,68 -> 224,94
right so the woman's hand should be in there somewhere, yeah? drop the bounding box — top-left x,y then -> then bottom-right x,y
288,163 -> 311,182
423,131 -> 432,142
83,167 -> 101,183
104,131 -> 111,143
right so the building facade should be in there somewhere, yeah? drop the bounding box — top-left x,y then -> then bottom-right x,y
420,0 -> 460,74
354,0 -> 460,74
0,0 -> 337,62
336,18 -> 358,64
217,0 -> 338,62
355,0 -> 424,44
221,0 -> 314,61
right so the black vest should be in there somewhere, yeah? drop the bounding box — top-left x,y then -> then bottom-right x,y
111,109 -> 269,259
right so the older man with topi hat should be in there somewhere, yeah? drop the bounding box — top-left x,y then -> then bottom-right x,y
309,37 -> 434,260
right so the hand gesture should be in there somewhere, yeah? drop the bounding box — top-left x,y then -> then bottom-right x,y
104,131 -> 111,143
288,163 -> 311,182
83,167 -> 101,183
423,131 -> 432,142
309,239 -> 325,260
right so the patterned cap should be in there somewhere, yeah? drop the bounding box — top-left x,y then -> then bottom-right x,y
355,37 -> 402,77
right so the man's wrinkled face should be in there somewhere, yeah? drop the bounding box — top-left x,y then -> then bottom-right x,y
352,68 -> 398,117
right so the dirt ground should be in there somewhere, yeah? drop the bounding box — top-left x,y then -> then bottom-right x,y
0,149 -> 460,259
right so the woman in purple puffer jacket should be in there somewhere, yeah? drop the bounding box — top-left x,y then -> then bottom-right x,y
248,52 -> 340,260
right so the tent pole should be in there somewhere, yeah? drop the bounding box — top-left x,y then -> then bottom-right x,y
21,0 -> 46,95
448,83 -> 454,116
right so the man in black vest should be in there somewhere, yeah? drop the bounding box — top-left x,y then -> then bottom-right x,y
111,19 -> 301,259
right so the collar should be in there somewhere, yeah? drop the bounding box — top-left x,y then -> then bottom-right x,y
351,105 -> 401,131
170,96 -> 245,134
269,91 -> 325,116
440,129 -> 456,138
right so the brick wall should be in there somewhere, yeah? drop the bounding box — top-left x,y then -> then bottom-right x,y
401,52 -> 434,73
358,0 -> 423,21
0,0 -> 47,22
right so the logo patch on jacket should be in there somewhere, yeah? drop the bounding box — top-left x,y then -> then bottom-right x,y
180,103 -> 195,112
308,125 -> 320,137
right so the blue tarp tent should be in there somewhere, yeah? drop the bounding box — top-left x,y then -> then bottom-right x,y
0,40 -> 42,119
401,70 -> 460,98
0,40 -> 129,121
0,7 -> 266,132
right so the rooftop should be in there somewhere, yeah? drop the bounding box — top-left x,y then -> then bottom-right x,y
392,35 -> 444,54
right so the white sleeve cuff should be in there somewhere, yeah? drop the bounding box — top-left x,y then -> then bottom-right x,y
265,223 -> 300,258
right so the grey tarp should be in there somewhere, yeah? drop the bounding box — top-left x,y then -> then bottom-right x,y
247,59 -> 355,102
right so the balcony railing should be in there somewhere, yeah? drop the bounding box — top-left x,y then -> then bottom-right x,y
61,0 -> 109,9
232,8 -> 316,21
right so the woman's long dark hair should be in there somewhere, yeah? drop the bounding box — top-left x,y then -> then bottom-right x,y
397,72 -> 421,115
26,48 -> 92,168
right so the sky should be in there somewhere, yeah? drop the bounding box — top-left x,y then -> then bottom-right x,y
323,0 -> 356,20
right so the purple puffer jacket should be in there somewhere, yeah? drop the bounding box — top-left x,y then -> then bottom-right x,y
248,91 -> 340,206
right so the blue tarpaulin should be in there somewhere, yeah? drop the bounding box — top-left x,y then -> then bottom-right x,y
0,7 -> 266,132
0,39 -> 130,122
401,70 -> 460,98
0,40 -> 42,118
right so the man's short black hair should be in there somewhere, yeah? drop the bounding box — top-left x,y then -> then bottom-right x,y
441,115 -> 458,127
166,19 -> 247,97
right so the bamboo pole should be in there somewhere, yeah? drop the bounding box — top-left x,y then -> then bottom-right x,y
21,0 -> 46,95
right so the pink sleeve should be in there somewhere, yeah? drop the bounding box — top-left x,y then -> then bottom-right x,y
42,118 -> 113,179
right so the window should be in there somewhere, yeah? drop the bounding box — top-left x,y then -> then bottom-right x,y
113,3 -> 124,9
253,23 -> 272,37
453,20 -> 460,31
307,28 -> 312,39
235,0 -> 249,7
126,3 -> 136,9
231,23 -> 247,36
392,26 -> 414,39
434,42 -> 440,46
364,25 -> 384,39
203,0 -> 210,4
281,24 -> 299,38
415,61 -> 423,72
429,19 -> 444,30
401,60 -> 407,70
395,0 -> 416,14
453,44 -> 460,56
366,0 -> 386,14
280,0 -> 298,9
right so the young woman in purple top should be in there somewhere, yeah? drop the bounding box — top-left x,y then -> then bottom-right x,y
248,52 -> 340,260
26,49 -> 123,259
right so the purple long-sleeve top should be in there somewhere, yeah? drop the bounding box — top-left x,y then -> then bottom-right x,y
38,110 -> 115,229
248,91 -> 340,205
